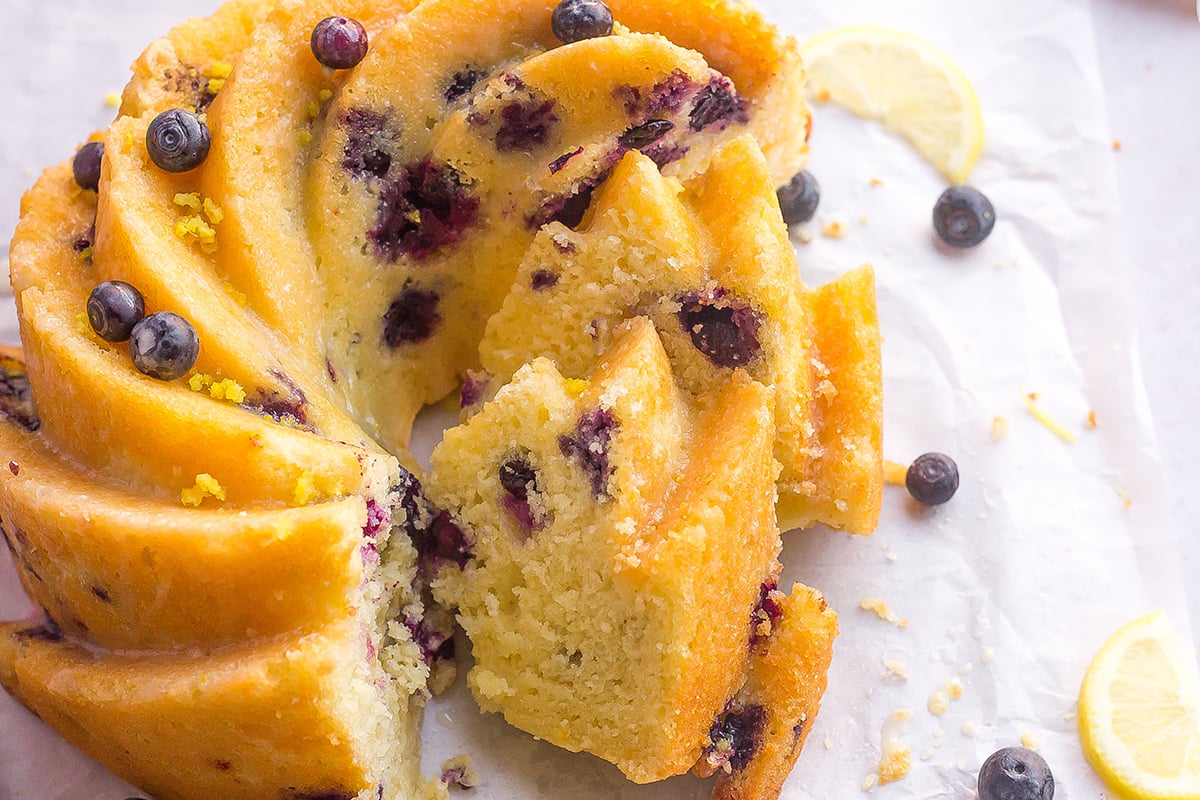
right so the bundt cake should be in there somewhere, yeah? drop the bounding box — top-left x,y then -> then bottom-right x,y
426,317 -> 838,786
0,0 -> 880,798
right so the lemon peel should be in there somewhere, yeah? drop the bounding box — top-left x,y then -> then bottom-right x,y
800,25 -> 984,183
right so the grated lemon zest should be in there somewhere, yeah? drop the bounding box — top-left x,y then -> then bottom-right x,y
1022,392 -> 1077,443
209,378 -> 247,404
182,473 -> 226,507
883,460 -> 908,486
293,472 -> 318,506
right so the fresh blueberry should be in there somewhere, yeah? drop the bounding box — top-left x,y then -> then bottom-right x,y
129,312 -> 200,381
311,16 -> 369,70
87,280 -> 145,343
977,747 -> 1055,800
551,0 -> 613,44
777,170 -> 820,226
933,185 -> 995,248
146,109 -> 211,173
906,452 -> 959,506
72,142 -> 105,192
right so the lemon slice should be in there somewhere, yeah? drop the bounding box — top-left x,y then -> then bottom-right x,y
1078,611 -> 1200,800
800,25 -> 984,184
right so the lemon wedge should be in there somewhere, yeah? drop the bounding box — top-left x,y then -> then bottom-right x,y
799,25 -> 984,183
1078,611 -> 1200,800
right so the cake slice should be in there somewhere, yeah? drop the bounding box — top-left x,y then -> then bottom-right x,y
426,317 -> 837,790
695,583 -> 839,799
479,134 -> 883,533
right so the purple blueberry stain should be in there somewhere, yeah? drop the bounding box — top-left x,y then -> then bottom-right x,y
340,108 -> 398,181
0,362 -> 40,432
243,371 -> 309,427
677,291 -> 763,369
750,579 -> 784,649
549,146 -> 584,175
383,284 -> 441,347
13,618 -> 63,643
493,96 -> 559,153
688,76 -> 749,132
647,70 -> 696,116
394,468 -> 425,537
530,183 -> 596,230
618,119 -> 675,150
529,146 -> 624,230
641,142 -> 690,170
705,703 -> 768,774
403,612 -> 456,665
364,497 -> 391,540
558,407 -> 618,499
791,718 -> 806,747
441,762 -> 478,790
370,159 -> 479,262
411,509 -> 472,569
531,269 -> 559,291
499,454 -> 546,534
73,223 -> 96,256
459,371 -> 492,411
444,68 -> 487,103
612,84 -> 644,117
164,65 -> 220,112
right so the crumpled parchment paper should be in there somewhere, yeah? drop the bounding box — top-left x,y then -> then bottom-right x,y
0,0 -> 1190,797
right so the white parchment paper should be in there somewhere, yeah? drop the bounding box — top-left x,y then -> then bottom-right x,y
0,0 -> 1192,798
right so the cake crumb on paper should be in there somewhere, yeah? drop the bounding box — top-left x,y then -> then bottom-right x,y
991,415 -> 1009,441
927,678 -> 964,716
441,754 -> 480,790
1085,409 -> 1098,429
876,710 -> 913,785
861,598 -> 908,628
820,215 -> 850,239
1021,732 -> 1042,751
882,657 -> 909,683
961,720 -> 978,737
